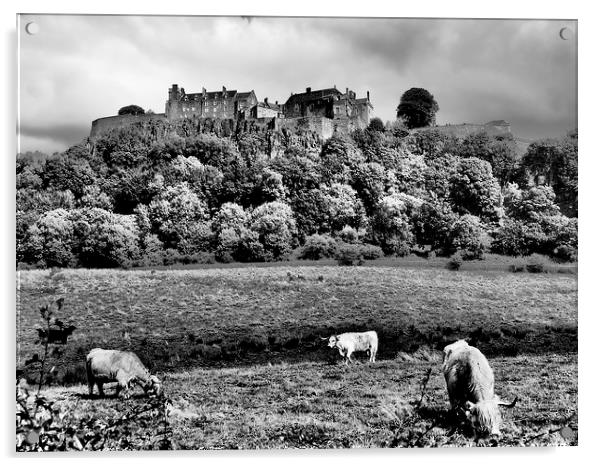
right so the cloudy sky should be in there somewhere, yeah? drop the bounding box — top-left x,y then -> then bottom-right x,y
18,15 -> 577,153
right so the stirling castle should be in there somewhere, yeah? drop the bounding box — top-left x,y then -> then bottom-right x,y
90,83 -> 374,140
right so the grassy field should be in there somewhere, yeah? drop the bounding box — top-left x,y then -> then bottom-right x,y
17,263 -> 577,448
42,353 -> 577,448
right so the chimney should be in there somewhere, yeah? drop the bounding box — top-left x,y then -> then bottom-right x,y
334,84 -> 337,89
275,100 -> 278,106
306,87 -> 311,93
346,87 -> 349,95
222,86 -> 227,96
202,87 -> 206,96
367,90 -> 370,101
264,97 -> 268,104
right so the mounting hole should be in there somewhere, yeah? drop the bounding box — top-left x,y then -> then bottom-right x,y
559,27 -> 573,41
25,22 -> 39,35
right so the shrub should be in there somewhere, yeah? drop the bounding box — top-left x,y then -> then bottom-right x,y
359,244 -> 384,260
337,225 -> 361,244
368,117 -> 386,132
447,253 -> 463,271
526,262 -> 544,273
71,208 -> 141,268
335,244 -> 365,266
508,263 -> 525,273
138,234 -> 165,266
299,234 -> 337,260
21,209 -> 77,268
118,104 -> 145,115
450,215 -> 485,260
491,214 -> 577,259
554,245 -> 577,263
490,219 -> 547,257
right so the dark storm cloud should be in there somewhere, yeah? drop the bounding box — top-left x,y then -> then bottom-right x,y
18,15 -> 576,153
19,123 -> 90,148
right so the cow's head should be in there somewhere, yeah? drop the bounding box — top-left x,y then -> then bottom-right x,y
464,400 -> 501,437
464,396 -> 517,437
327,335 -> 339,348
143,375 -> 162,396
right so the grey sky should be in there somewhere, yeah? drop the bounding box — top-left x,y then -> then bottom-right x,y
18,15 -> 577,154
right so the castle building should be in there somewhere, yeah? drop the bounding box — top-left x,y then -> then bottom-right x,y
91,83 -> 374,140
250,98 -> 282,119
165,84 -> 257,120
283,86 -> 373,127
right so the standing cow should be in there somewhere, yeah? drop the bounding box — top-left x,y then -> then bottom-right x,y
86,348 -> 162,398
442,339 -> 517,436
323,331 -> 378,365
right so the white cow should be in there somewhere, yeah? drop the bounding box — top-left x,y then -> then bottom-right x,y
86,348 -> 162,398
323,331 -> 378,364
442,340 -> 517,436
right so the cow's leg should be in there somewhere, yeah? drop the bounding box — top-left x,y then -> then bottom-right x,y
347,350 -> 354,365
88,379 -> 95,396
97,382 -> 104,398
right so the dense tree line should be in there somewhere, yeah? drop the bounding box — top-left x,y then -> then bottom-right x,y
16,117 -> 578,269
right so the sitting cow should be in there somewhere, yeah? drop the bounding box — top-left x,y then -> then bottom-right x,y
323,331 -> 378,365
86,348 -> 162,398
442,339 -> 517,437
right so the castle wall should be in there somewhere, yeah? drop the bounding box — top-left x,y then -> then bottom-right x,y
90,113 -> 167,139
277,117 -> 334,140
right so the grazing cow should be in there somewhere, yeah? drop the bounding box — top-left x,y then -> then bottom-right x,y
442,339 -> 517,437
86,348 -> 162,398
322,331 -> 378,365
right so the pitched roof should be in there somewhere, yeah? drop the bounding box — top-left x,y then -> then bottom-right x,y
205,90 -> 238,100
285,87 -> 342,105
255,101 -> 280,111
235,91 -> 255,101
183,90 -> 238,101
354,98 -> 373,108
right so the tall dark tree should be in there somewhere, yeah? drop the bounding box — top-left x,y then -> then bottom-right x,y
396,88 -> 440,129
118,105 -> 145,116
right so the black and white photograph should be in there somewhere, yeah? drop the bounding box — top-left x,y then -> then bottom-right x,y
14,10 -> 578,451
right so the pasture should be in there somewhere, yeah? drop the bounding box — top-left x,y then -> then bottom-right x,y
17,263 -> 577,447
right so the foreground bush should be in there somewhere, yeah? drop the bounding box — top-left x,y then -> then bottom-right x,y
335,244 -> 365,266
358,244 -> 384,260
299,234 -> 337,260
